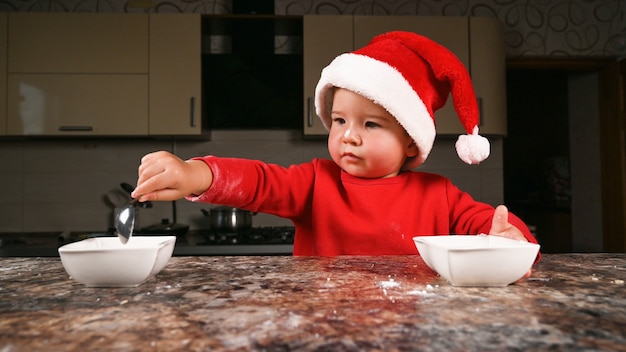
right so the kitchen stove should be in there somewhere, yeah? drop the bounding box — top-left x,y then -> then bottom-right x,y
175,227 -> 295,256
197,227 -> 295,245
0,227 -> 295,257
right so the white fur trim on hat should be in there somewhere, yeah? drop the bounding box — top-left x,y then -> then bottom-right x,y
315,53 -> 436,169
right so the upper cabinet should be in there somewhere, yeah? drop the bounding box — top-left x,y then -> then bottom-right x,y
8,13 -> 148,74
469,17 -> 507,136
0,13 -> 7,136
7,74 -> 148,135
6,13 -> 148,136
303,16 -> 353,136
5,13 -> 201,137
302,15 -> 507,137
149,14 -> 201,136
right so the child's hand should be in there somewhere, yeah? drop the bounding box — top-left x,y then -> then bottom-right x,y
132,151 -> 213,202
489,204 -> 532,281
489,205 -> 527,241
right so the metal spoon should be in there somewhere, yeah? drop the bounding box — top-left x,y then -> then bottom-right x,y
115,200 -> 137,244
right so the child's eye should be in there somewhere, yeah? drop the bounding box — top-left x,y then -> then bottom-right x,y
332,117 -> 346,125
365,121 -> 381,128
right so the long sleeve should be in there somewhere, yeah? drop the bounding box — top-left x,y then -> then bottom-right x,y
187,156 -> 538,255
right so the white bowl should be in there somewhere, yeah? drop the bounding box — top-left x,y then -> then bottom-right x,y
413,235 -> 540,287
58,236 -> 176,287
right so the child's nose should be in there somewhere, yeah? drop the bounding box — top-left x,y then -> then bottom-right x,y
342,128 -> 362,144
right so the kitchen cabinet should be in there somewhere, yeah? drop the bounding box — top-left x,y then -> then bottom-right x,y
149,14 -> 202,135
8,13 -> 148,74
5,13 -> 202,137
6,13 -> 148,136
302,15 -> 507,137
7,74 -> 148,135
303,16 -> 353,136
0,13 -> 6,136
469,17 -> 507,135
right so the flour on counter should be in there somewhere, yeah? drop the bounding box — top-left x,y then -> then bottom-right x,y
407,284 -> 437,297
378,279 -> 400,289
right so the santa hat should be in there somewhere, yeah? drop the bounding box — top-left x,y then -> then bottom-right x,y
315,31 -> 490,168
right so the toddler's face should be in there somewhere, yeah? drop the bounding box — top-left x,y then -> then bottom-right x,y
327,88 -> 418,178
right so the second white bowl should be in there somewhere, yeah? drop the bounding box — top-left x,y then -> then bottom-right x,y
413,235 -> 540,287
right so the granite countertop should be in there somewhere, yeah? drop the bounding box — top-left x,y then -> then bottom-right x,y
0,254 -> 624,351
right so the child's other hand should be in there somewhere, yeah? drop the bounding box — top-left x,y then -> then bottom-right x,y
132,151 -> 213,202
489,205 -> 527,241
489,204 -> 532,281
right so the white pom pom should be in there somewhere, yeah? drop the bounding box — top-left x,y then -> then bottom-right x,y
455,126 -> 490,164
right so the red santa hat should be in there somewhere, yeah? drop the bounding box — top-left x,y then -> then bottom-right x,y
315,31 -> 490,168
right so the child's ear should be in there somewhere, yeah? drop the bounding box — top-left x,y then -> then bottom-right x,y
406,141 -> 419,158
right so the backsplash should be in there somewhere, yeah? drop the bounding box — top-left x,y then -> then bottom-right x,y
0,133 -> 503,232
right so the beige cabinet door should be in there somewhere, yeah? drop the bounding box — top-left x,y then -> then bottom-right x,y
149,14 -> 202,135
0,13 -> 7,135
303,15 -> 353,136
354,15 -> 468,135
8,13 -> 148,74
6,13 -> 149,136
7,74 -> 148,136
470,17 -> 507,136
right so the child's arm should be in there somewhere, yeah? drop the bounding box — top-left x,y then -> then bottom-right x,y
132,151 -> 213,202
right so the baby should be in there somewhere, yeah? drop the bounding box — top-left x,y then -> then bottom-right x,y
133,31 -> 538,257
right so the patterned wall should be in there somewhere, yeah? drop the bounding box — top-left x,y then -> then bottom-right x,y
0,0 -> 624,57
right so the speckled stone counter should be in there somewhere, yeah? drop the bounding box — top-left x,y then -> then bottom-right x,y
1,254 -> 624,351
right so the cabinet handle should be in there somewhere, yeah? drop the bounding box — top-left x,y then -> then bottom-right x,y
190,96 -> 197,127
59,126 -> 93,132
307,97 -> 314,127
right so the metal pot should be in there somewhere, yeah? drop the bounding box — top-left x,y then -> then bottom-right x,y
201,206 -> 256,233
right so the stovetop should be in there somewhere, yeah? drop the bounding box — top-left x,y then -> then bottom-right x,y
0,227 -> 295,257
176,227 -> 295,255
191,226 -> 295,245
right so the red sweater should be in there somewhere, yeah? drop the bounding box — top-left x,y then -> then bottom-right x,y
190,157 -> 537,256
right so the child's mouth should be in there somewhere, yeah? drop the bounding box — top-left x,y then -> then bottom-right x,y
342,152 -> 360,162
